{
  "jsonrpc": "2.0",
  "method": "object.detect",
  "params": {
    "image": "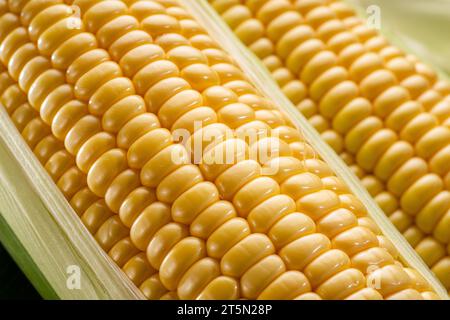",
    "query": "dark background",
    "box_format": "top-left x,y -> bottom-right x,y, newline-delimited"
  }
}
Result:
0,243 -> 40,299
